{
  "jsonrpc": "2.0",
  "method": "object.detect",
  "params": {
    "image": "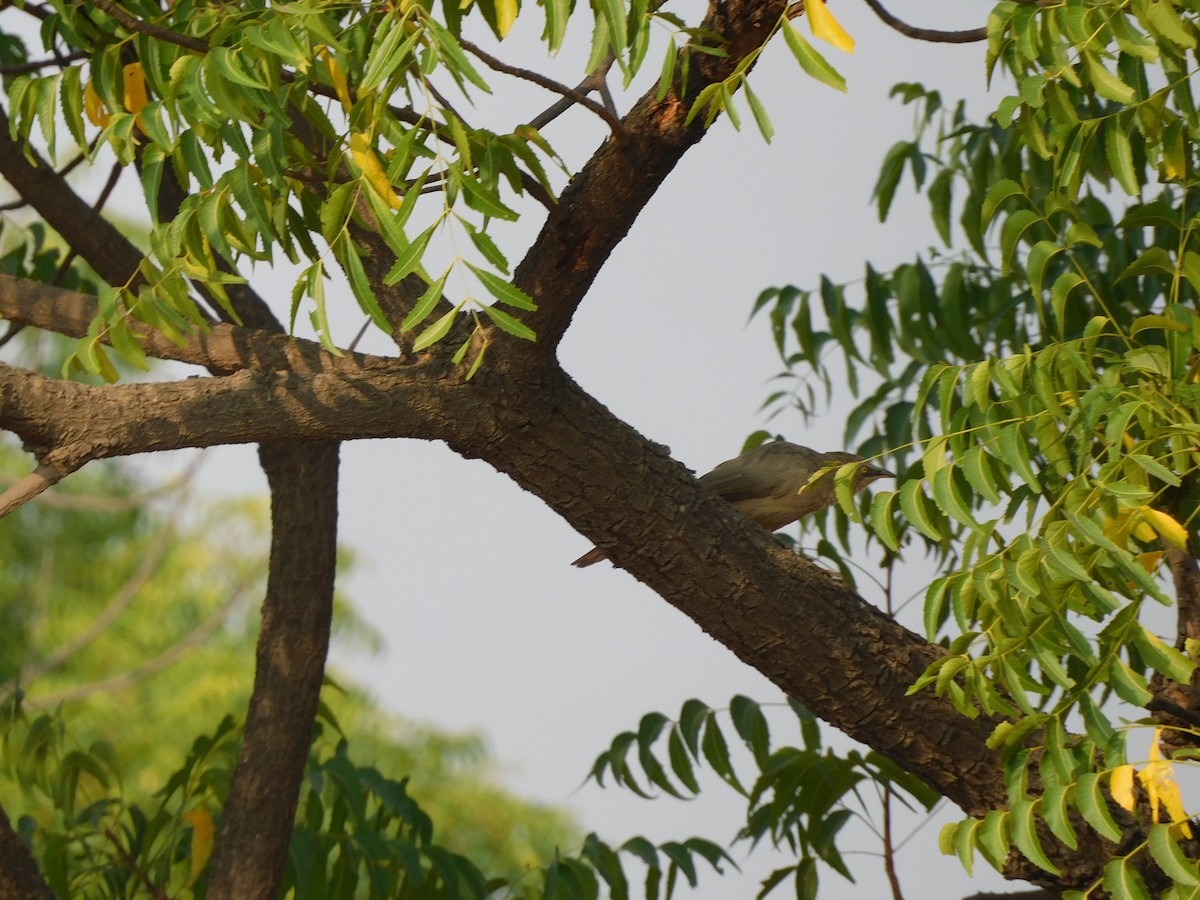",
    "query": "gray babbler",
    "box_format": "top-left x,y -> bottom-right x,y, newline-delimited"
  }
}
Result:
571,441 -> 894,567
